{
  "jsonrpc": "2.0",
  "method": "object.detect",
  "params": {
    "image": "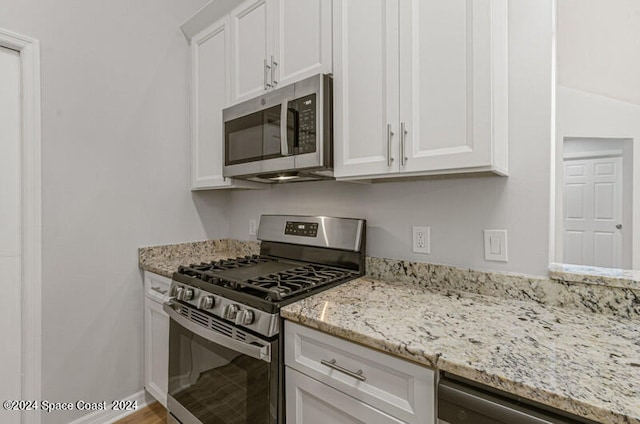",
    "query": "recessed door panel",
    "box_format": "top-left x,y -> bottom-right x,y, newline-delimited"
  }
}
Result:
565,183 -> 585,219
